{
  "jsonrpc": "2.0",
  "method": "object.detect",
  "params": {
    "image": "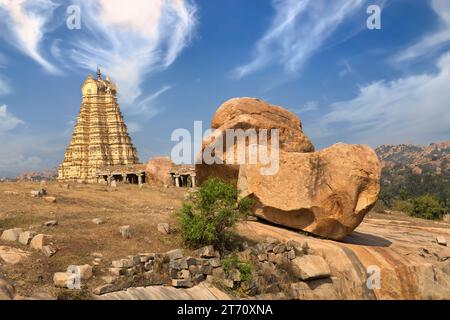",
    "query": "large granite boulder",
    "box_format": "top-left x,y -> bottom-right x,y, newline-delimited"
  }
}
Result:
238,144 -> 381,240
196,97 -> 315,185
196,97 -> 381,240
145,157 -> 174,187
210,97 -> 315,153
